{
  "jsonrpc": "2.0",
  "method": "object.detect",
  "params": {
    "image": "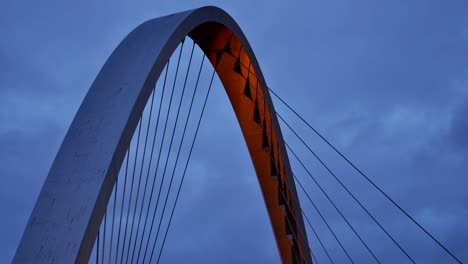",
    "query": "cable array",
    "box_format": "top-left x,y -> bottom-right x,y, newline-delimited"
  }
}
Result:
90,35 -> 463,264
91,39 -> 220,263
269,88 -> 462,264
223,48 -> 461,263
